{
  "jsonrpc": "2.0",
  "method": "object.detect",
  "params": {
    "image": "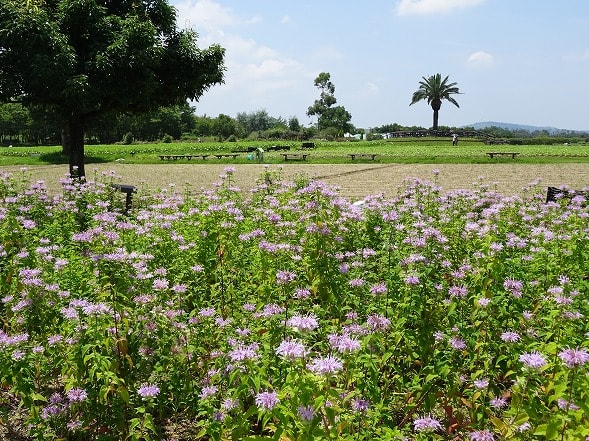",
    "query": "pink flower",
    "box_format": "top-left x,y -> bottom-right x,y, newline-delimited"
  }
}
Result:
473,378 -> 489,389
500,331 -> 520,343
286,314 -> 319,332
137,383 -> 160,398
255,391 -> 279,410
413,415 -> 442,432
66,388 -> 88,403
298,405 -> 314,421
307,355 -> 343,375
558,347 -> 589,368
449,337 -> 466,350
276,270 -> 296,285
404,274 -> 420,285
152,278 -> 169,290
276,339 -> 308,360
199,385 -> 218,400
366,314 -> 391,331
369,282 -> 387,295
519,351 -> 547,369
490,396 -> 508,409
470,429 -> 494,441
